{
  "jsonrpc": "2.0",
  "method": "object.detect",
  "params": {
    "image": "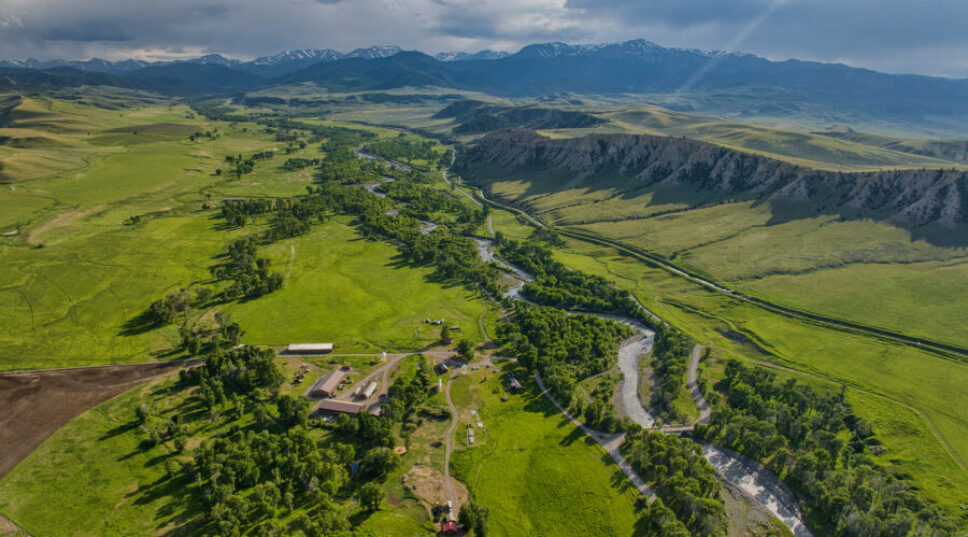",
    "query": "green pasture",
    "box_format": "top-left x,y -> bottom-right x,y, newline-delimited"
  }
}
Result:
227,218 -> 490,353
449,366 -> 642,537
